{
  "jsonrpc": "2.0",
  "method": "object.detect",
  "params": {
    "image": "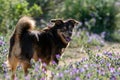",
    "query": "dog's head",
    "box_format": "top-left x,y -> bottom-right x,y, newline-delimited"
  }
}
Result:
51,19 -> 79,45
